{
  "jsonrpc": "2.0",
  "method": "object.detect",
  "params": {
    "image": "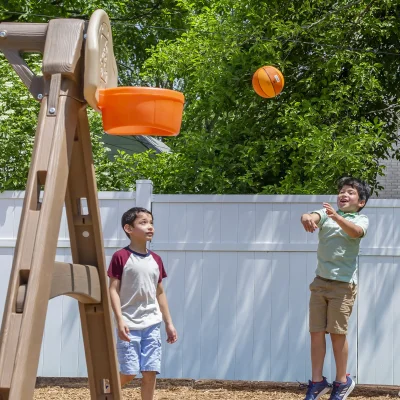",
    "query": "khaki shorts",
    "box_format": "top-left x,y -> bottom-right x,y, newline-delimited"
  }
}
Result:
309,276 -> 357,335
